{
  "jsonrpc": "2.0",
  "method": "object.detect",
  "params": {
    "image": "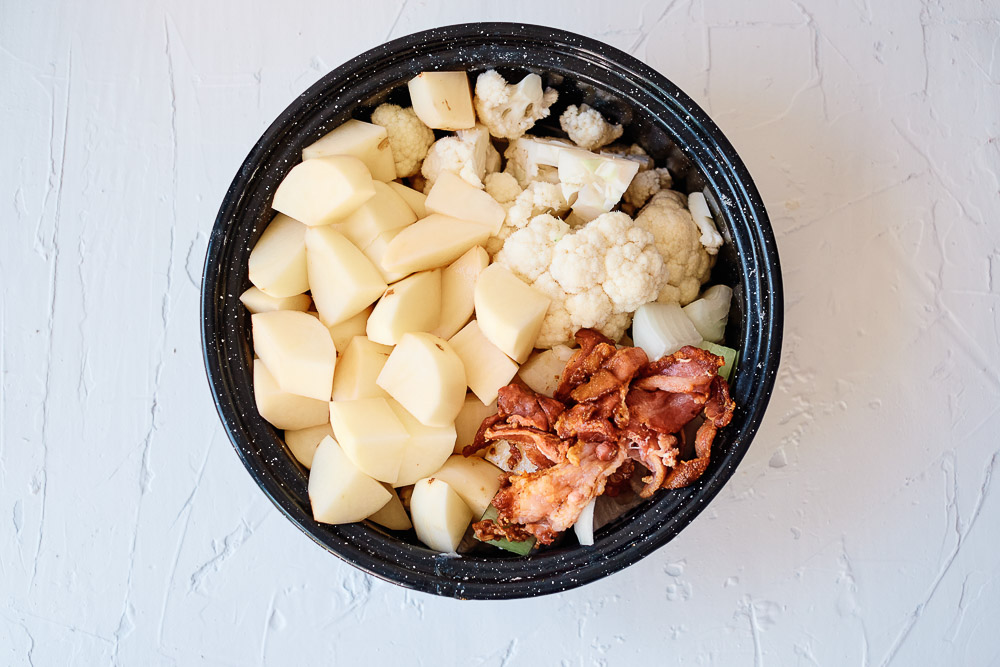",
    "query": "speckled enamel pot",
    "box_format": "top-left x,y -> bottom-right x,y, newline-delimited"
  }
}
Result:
202,23 -> 783,599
